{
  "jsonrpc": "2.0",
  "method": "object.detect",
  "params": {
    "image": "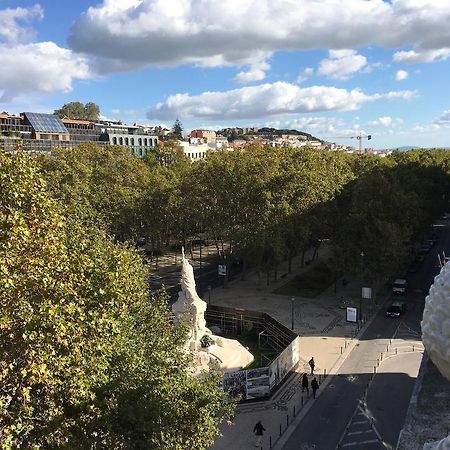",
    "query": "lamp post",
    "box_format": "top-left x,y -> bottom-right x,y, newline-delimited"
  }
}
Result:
360,251 -> 364,321
291,297 -> 295,330
208,285 -> 212,305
